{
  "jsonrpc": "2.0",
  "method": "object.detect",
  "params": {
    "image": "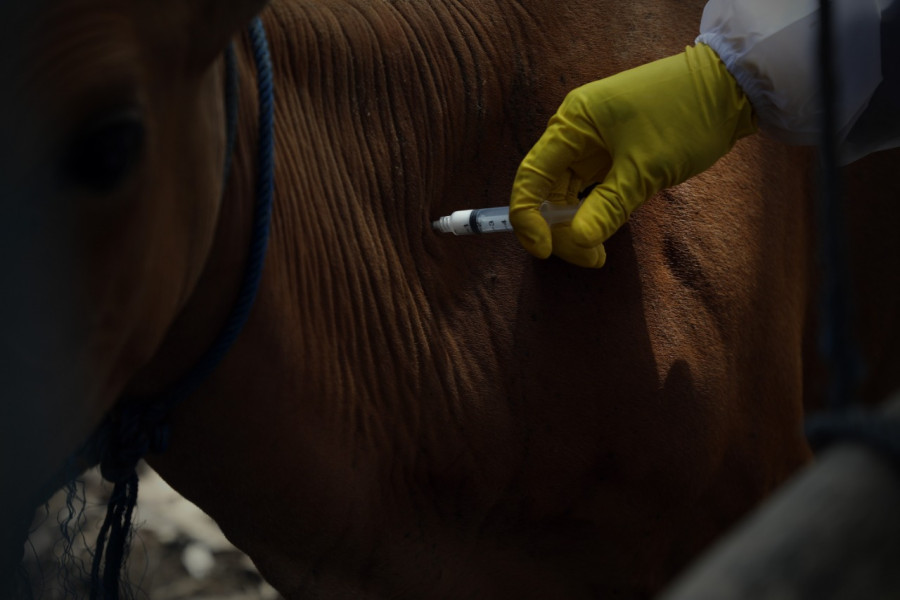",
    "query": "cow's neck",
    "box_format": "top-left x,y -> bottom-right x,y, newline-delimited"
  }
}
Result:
228,0 -> 521,405
126,0 -> 617,401
123,0 -> 703,403
262,0 -> 507,231
134,0 -> 511,384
